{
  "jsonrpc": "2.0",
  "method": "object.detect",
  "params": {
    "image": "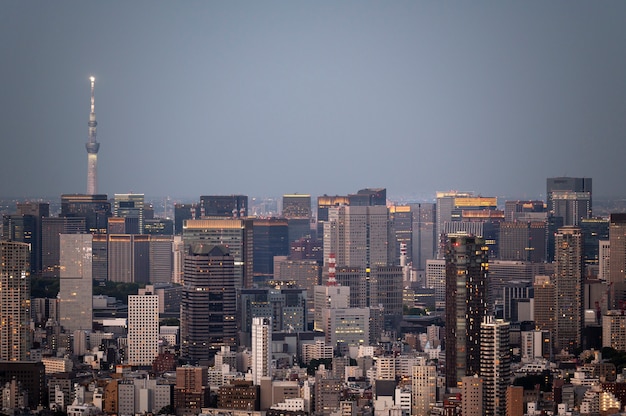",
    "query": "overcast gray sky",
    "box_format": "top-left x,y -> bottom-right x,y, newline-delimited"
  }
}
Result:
1,1 -> 625,200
